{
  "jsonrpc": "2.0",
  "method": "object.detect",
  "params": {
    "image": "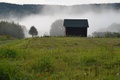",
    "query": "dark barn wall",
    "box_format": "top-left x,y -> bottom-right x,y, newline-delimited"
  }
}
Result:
64,19 -> 89,37
66,27 -> 87,37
